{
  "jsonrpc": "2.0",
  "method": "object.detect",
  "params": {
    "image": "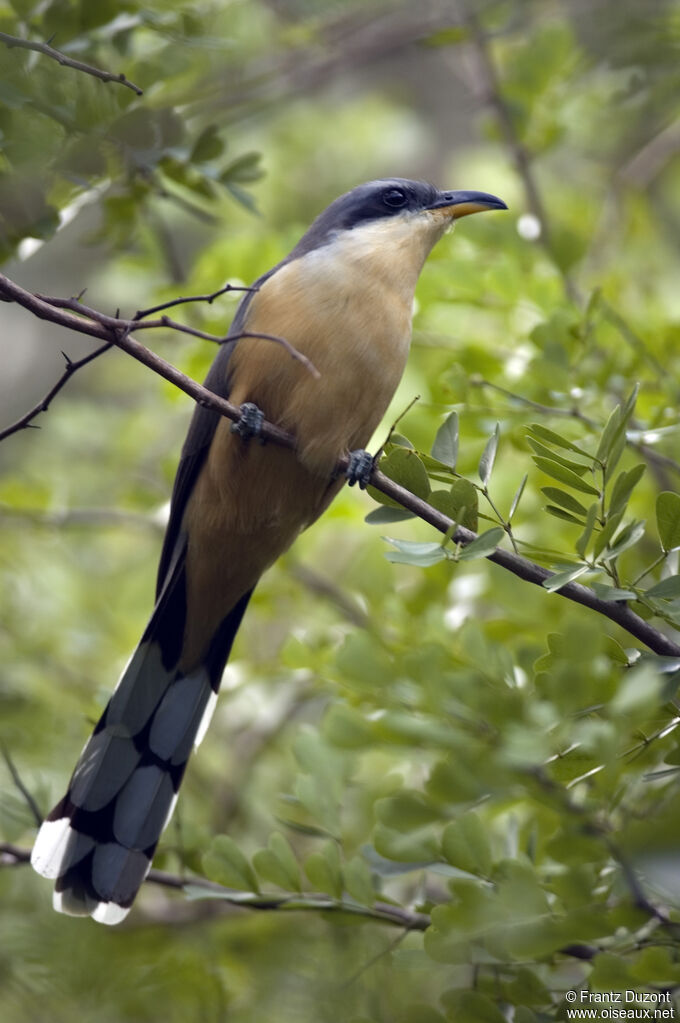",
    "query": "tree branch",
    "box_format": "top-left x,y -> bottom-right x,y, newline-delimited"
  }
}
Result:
0,32 -> 143,95
133,283 -> 258,320
0,343 -> 113,442
459,3 -> 580,305
1,270 -> 678,657
0,840 -> 597,959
